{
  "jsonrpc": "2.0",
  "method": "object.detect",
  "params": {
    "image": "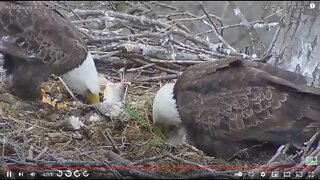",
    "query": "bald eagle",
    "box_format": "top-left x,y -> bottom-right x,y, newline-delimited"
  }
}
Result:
153,58 -> 320,159
0,1 -> 100,104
